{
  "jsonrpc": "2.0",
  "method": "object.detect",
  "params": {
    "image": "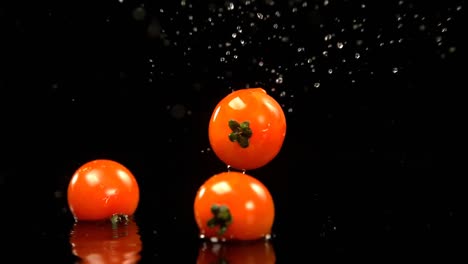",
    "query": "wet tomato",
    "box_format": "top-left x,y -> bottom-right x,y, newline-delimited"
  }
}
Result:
208,87 -> 287,170
194,171 -> 275,241
197,240 -> 276,264
70,218 -> 142,264
67,159 -> 140,221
